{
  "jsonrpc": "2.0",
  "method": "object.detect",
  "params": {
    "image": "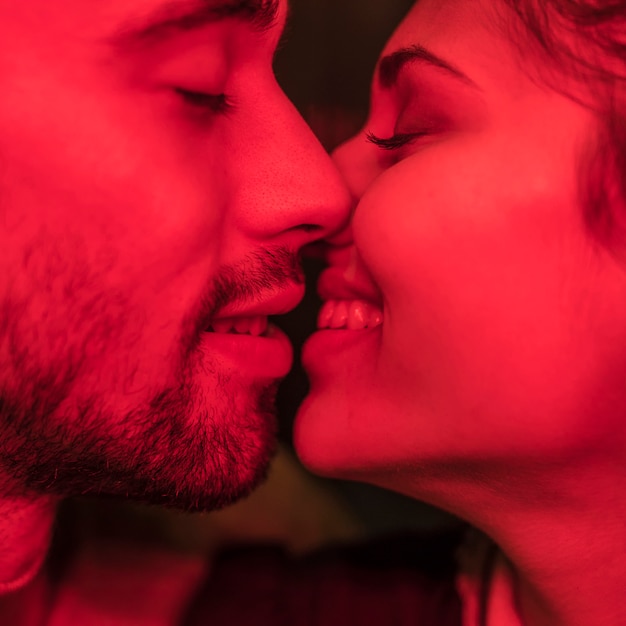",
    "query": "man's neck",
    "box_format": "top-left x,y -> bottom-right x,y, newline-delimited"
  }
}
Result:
0,484 -> 56,593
